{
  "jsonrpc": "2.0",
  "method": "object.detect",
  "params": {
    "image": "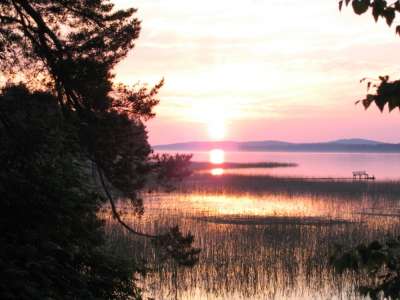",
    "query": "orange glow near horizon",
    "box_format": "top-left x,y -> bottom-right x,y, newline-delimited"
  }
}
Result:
209,149 -> 225,164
